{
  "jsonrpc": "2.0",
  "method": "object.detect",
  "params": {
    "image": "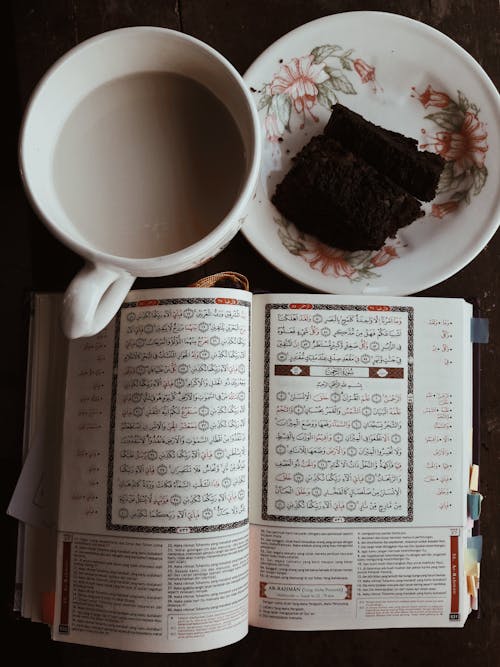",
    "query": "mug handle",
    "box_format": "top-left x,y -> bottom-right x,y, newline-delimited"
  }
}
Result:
61,262 -> 135,339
